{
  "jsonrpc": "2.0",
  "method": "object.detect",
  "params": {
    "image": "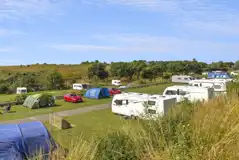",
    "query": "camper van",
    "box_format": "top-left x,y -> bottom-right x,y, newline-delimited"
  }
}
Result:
16,87 -> 27,94
188,79 -> 227,94
111,93 -> 177,120
163,85 -> 215,103
112,80 -> 121,86
172,75 -> 196,83
72,83 -> 89,90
